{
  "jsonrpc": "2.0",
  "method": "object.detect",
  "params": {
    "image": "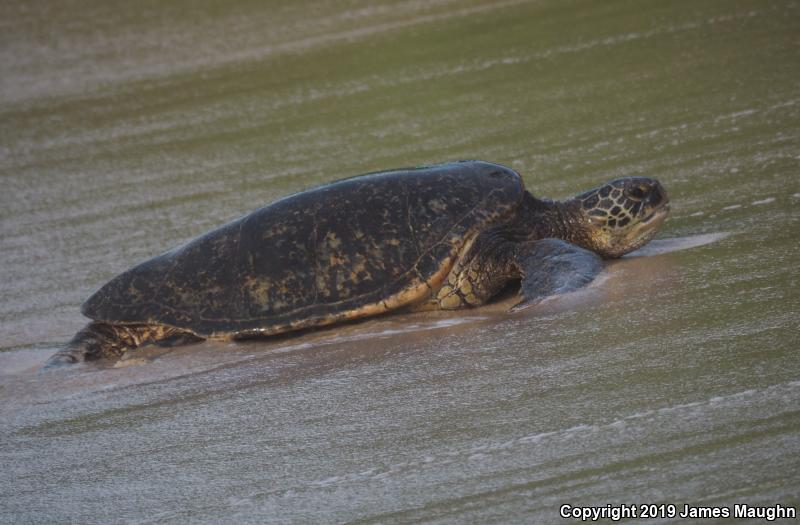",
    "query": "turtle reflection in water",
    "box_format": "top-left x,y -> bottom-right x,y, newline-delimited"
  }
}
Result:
47,161 -> 670,367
